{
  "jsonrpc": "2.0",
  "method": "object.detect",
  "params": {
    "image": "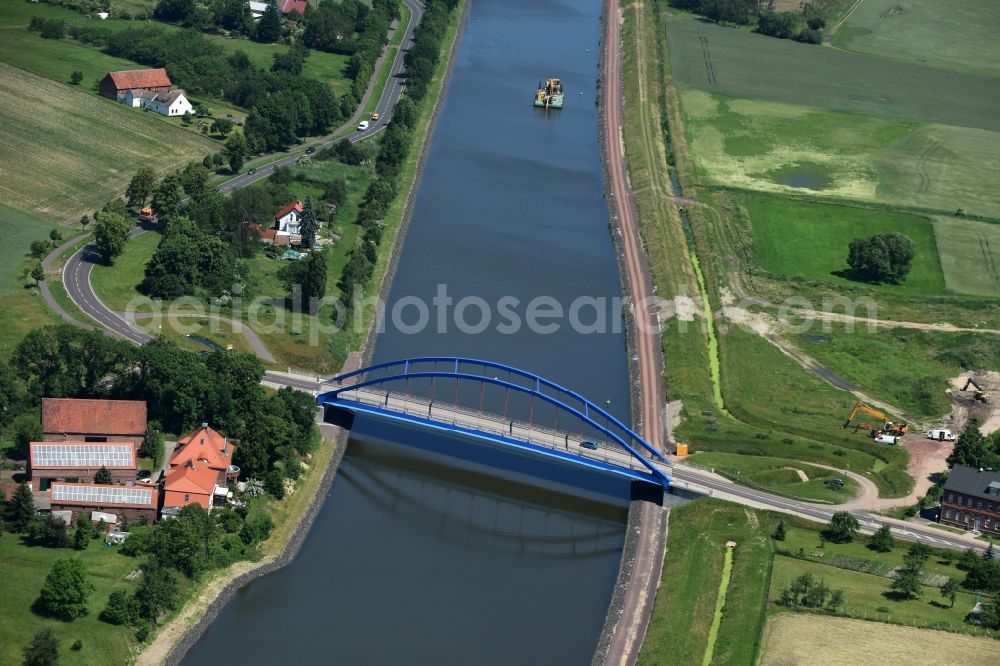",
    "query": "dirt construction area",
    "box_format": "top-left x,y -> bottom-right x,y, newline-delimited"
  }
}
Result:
760,614 -> 1000,665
